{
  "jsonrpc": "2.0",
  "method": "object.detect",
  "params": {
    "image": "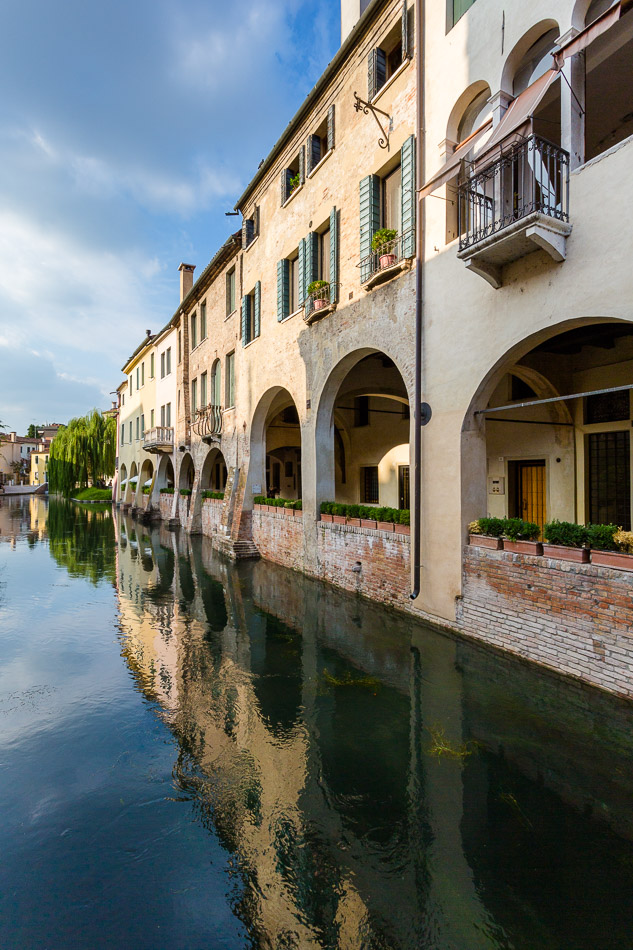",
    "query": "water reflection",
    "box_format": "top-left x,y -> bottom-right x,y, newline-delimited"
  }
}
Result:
111,506 -> 633,950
